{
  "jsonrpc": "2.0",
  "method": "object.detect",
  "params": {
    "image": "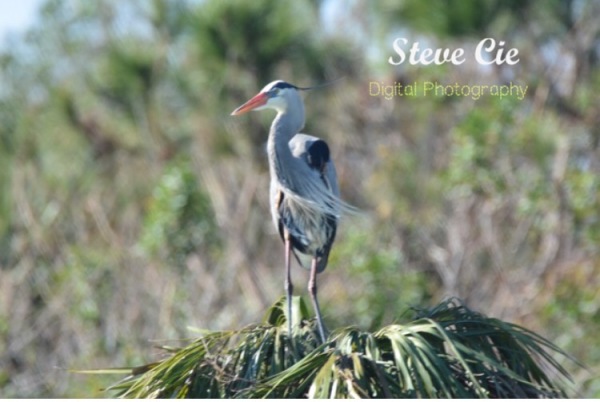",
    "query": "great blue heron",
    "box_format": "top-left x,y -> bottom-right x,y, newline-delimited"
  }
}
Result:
231,80 -> 351,342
